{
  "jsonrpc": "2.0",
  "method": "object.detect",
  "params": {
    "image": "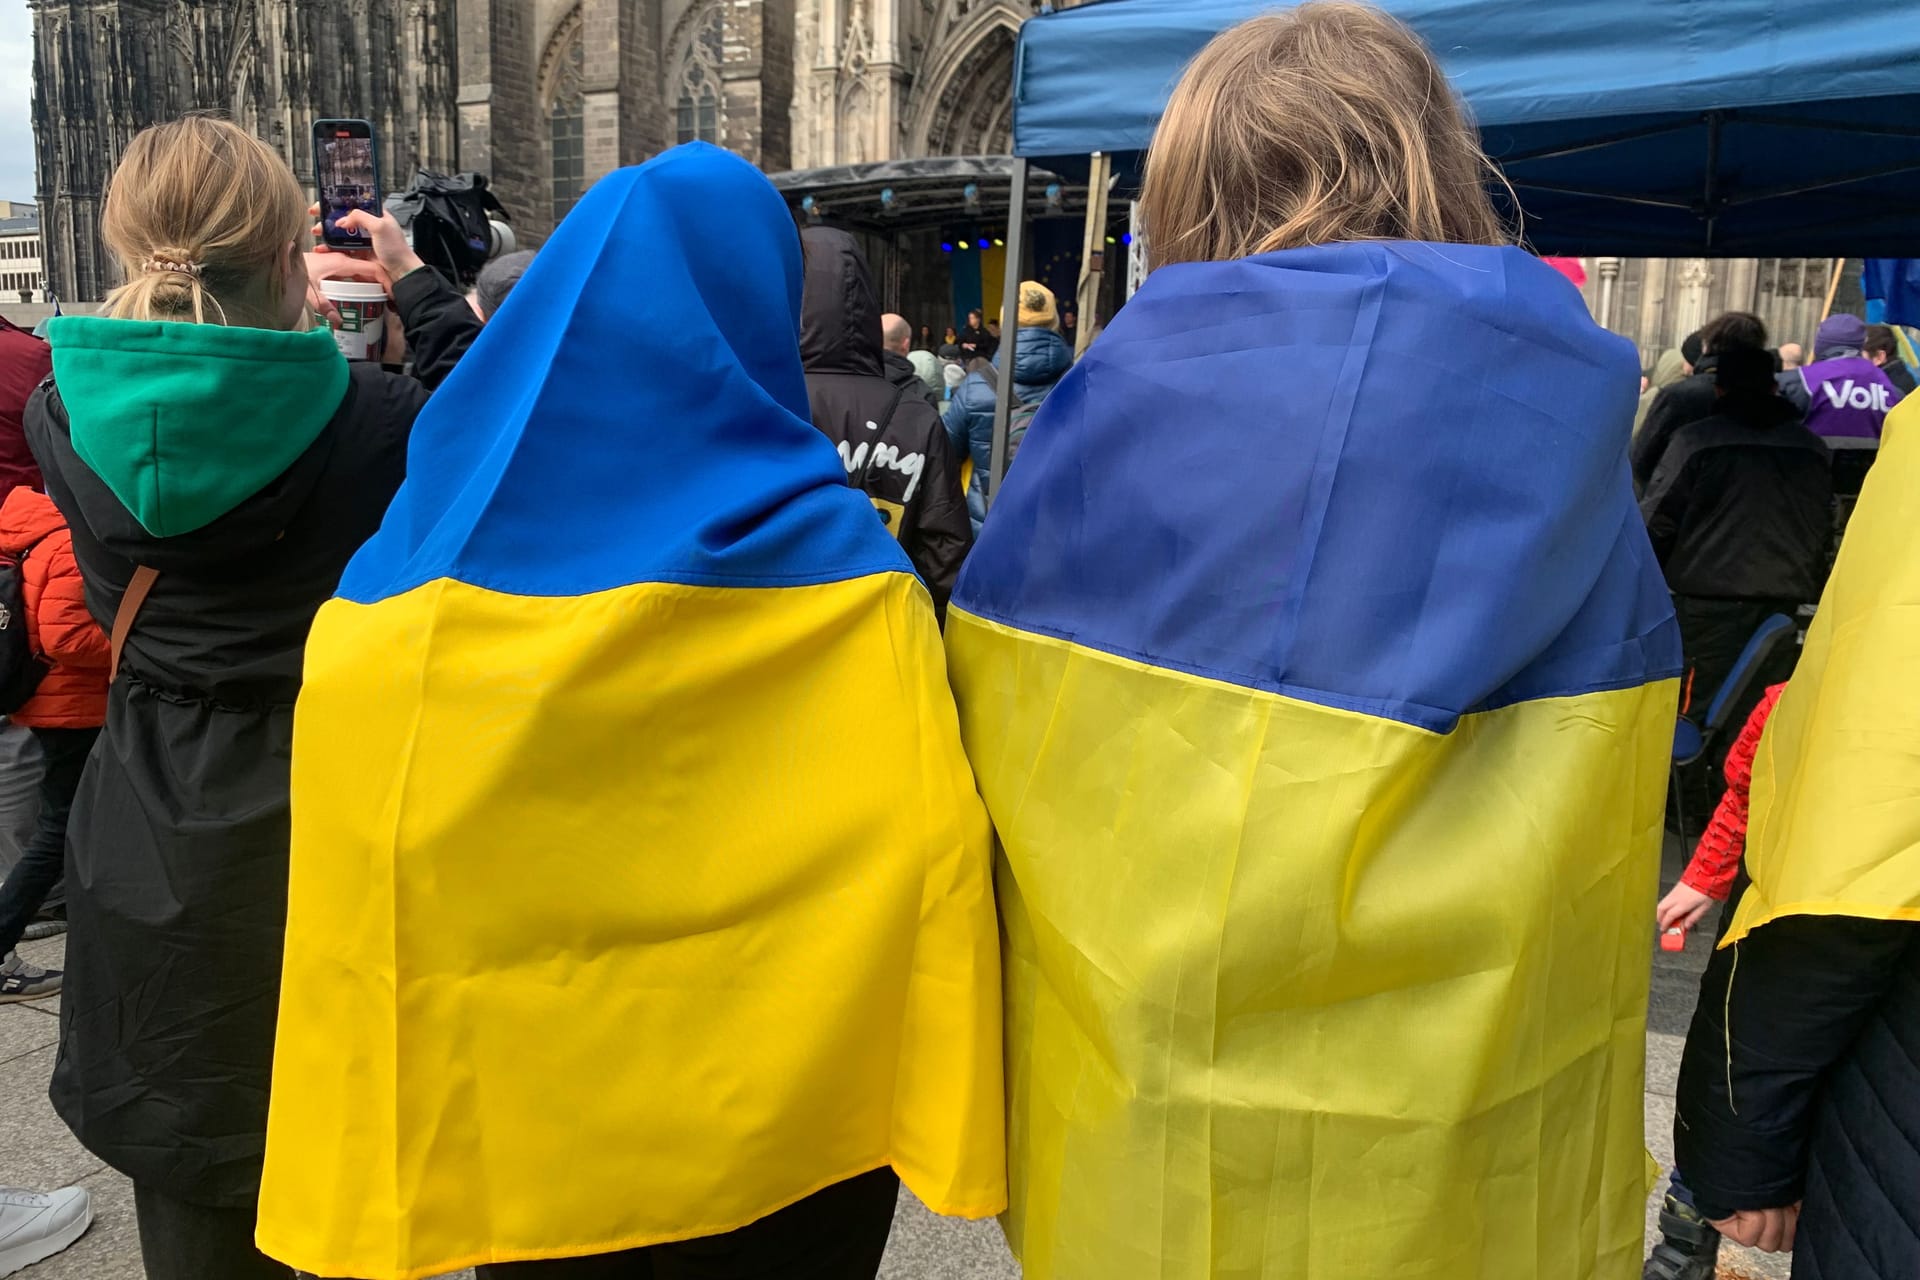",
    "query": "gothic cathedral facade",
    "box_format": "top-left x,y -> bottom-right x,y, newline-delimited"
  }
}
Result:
28,0 -> 1058,304
29,0 -> 1846,359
